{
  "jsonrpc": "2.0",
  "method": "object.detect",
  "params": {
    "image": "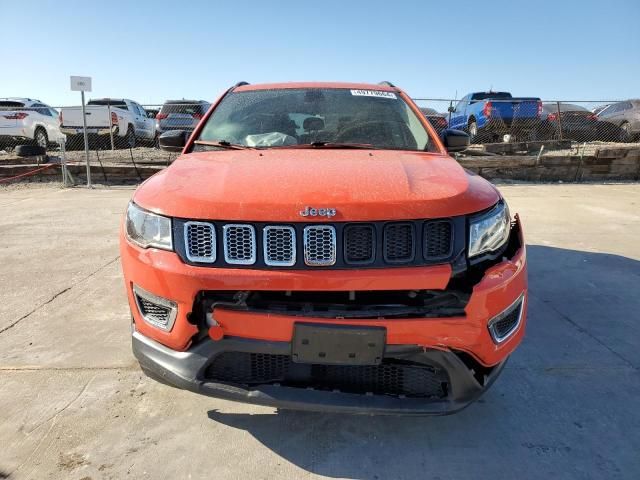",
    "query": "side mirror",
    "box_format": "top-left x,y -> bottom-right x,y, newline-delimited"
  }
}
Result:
159,130 -> 187,152
441,129 -> 470,153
